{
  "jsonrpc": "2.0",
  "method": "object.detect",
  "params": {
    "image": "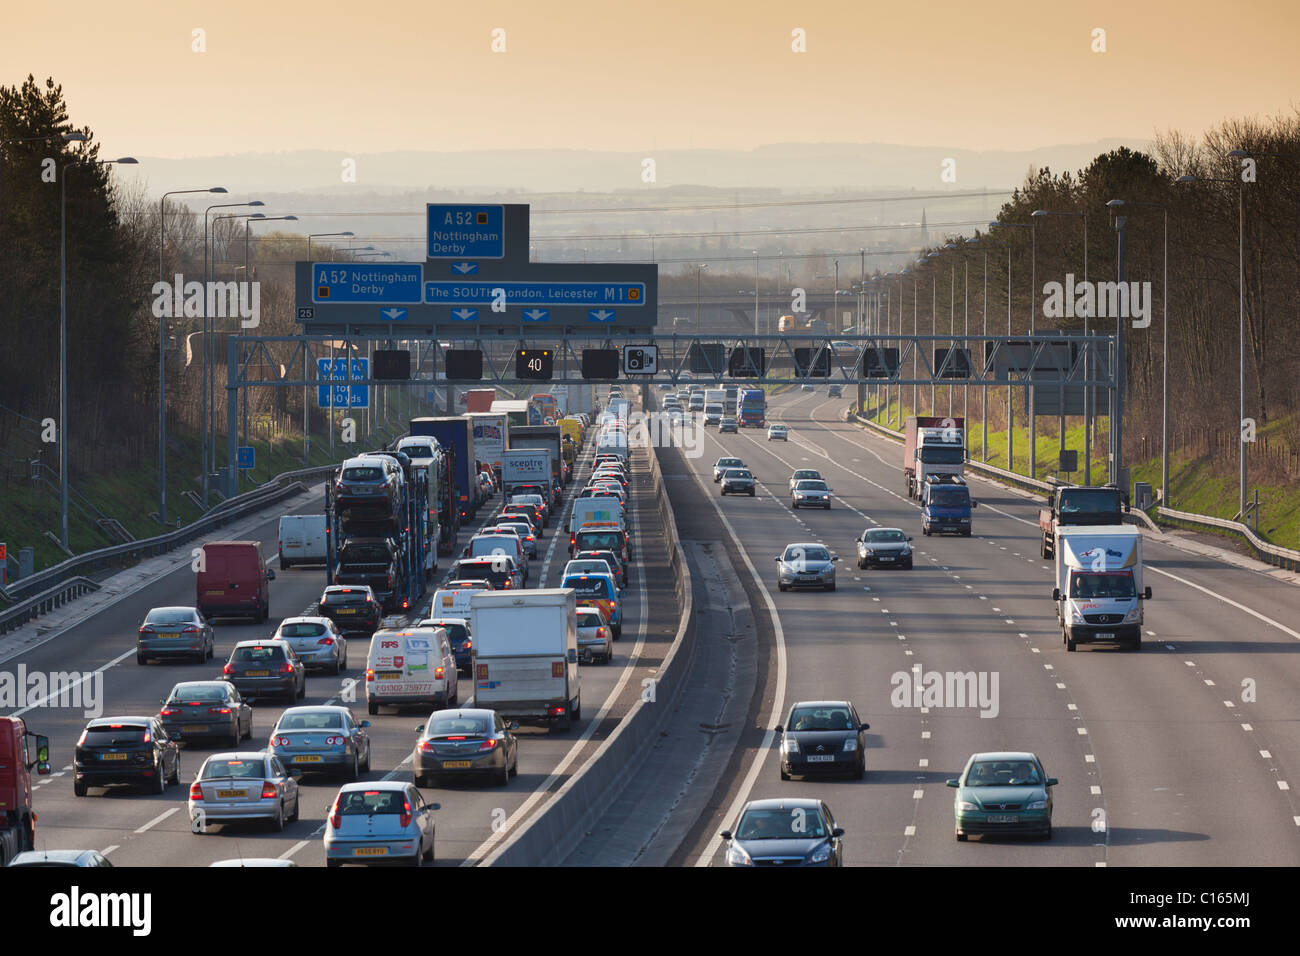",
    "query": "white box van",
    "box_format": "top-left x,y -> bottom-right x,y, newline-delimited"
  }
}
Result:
427,588 -> 476,620
278,515 -> 327,568
471,589 -> 580,730
365,626 -> 459,714
1052,526 -> 1151,652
